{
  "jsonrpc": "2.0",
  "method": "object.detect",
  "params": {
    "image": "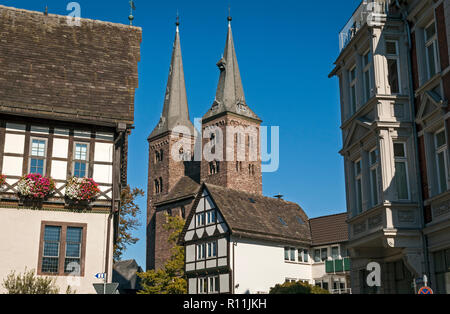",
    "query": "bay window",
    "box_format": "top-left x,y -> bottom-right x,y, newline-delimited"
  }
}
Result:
370,148 -> 380,207
386,41 -> 400,94
394,142 -> 410,200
